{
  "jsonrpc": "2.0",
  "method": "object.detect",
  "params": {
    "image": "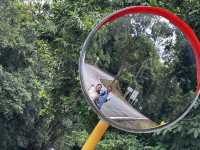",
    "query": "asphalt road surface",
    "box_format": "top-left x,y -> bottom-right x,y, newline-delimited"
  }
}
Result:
82,63 -> 157,130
